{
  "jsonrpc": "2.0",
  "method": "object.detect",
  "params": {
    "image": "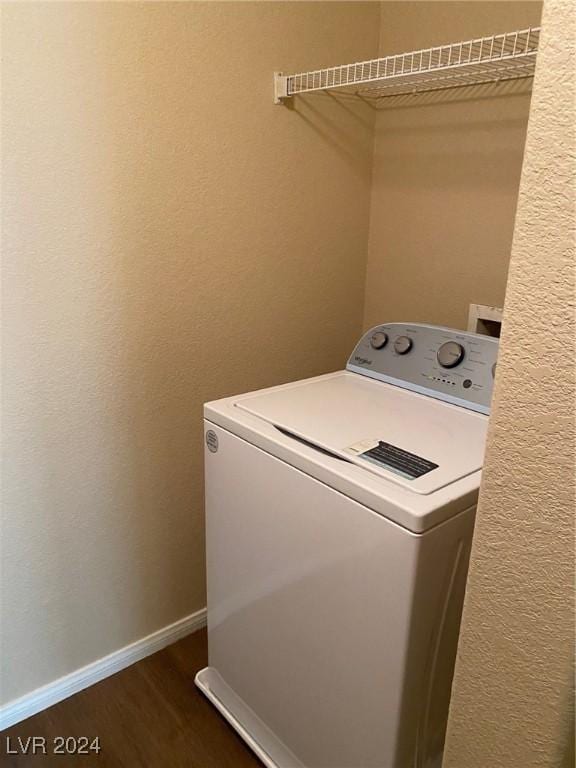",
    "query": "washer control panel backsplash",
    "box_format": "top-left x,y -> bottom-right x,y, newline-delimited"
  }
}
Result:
347,323 -> 499,414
